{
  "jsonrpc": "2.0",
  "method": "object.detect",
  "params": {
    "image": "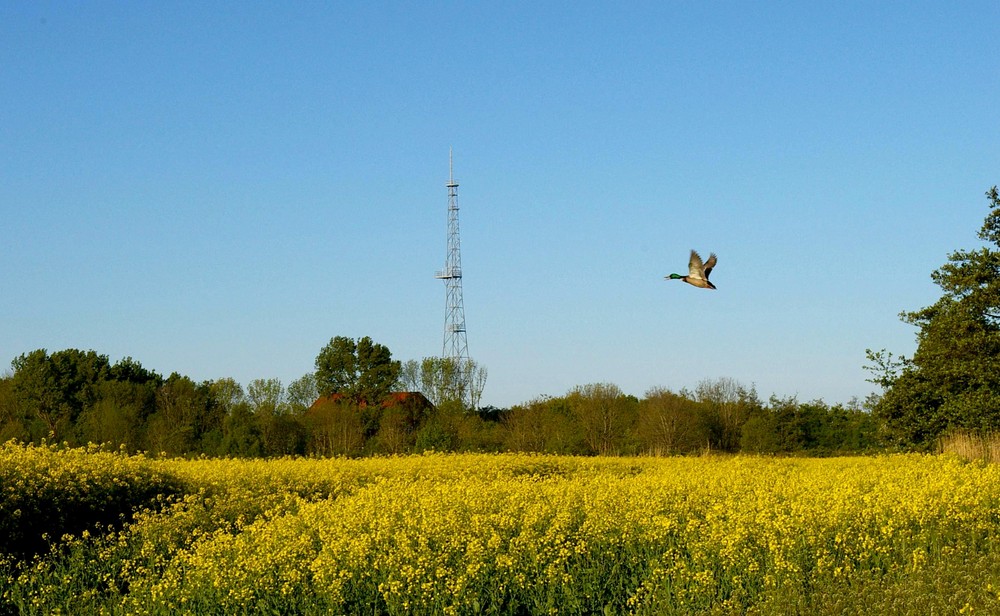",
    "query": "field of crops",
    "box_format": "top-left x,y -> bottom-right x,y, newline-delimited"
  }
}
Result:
3,442 -> 1000,615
